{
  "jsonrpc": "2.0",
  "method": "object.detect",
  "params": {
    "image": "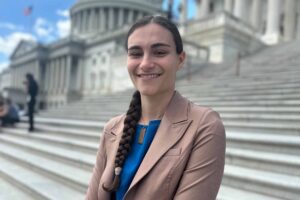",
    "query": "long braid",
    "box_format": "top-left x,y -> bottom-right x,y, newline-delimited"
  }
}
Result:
102,90 -> 141,192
